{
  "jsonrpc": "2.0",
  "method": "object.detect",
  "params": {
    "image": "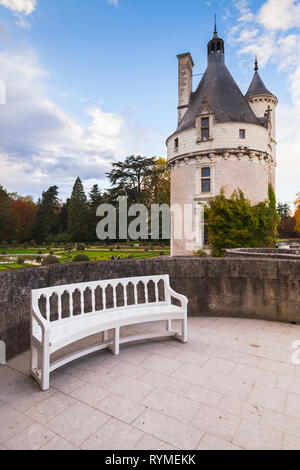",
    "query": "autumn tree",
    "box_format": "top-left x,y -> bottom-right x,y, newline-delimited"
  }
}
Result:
151,158 -> 170,206
294,193 -> 300,233
11,196 -> 37,242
